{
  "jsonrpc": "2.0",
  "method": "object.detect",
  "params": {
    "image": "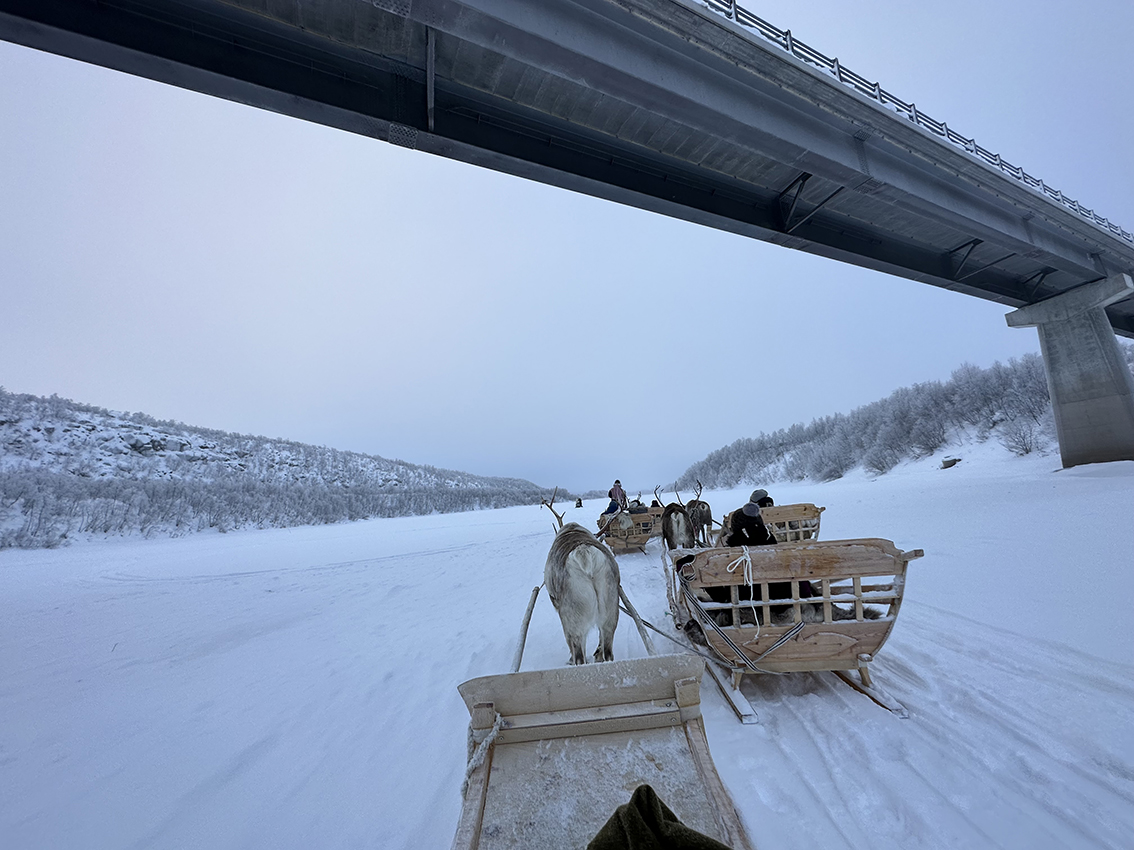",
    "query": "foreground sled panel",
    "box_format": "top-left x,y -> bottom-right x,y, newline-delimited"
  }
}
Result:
452,654 -> 754,850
